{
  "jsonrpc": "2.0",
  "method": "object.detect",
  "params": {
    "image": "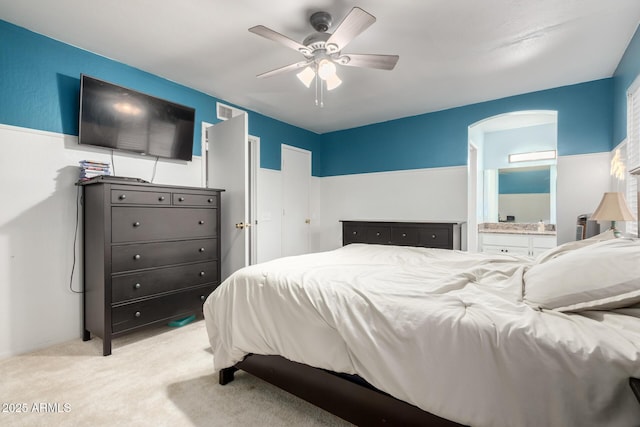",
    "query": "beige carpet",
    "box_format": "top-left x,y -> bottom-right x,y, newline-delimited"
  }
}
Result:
0,319 -> 353,426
